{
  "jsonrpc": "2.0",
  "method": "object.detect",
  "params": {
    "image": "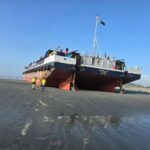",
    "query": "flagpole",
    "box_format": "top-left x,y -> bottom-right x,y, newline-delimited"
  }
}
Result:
91,14 -> 105,56
92,15 -> 99,56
